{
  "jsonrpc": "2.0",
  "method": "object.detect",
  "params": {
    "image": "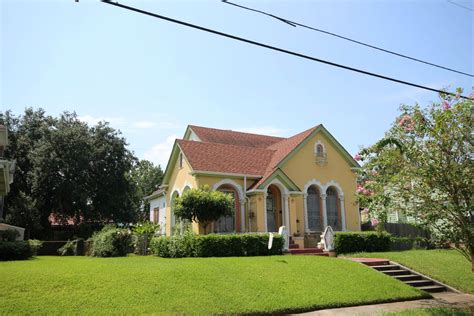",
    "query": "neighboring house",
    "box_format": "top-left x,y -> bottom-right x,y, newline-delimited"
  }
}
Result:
146,124 -> 360,248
